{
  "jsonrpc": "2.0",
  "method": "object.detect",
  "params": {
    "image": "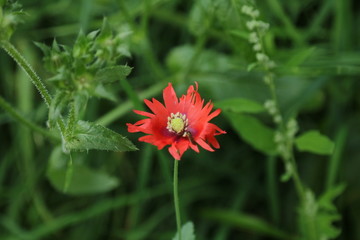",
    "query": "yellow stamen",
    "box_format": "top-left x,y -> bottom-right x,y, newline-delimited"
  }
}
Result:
170,118 -> 185,134
167,112 -> 188,135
